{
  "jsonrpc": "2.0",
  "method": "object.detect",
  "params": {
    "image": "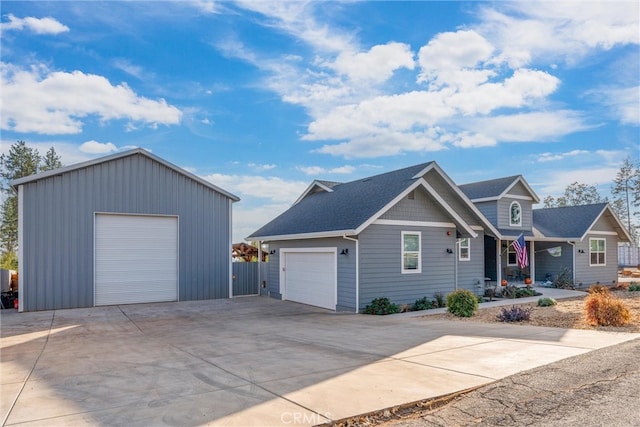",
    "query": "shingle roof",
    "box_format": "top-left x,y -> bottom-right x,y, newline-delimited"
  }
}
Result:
532,203 -> 608,239
248,162 -> 434,239
459,176 -> 522,200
